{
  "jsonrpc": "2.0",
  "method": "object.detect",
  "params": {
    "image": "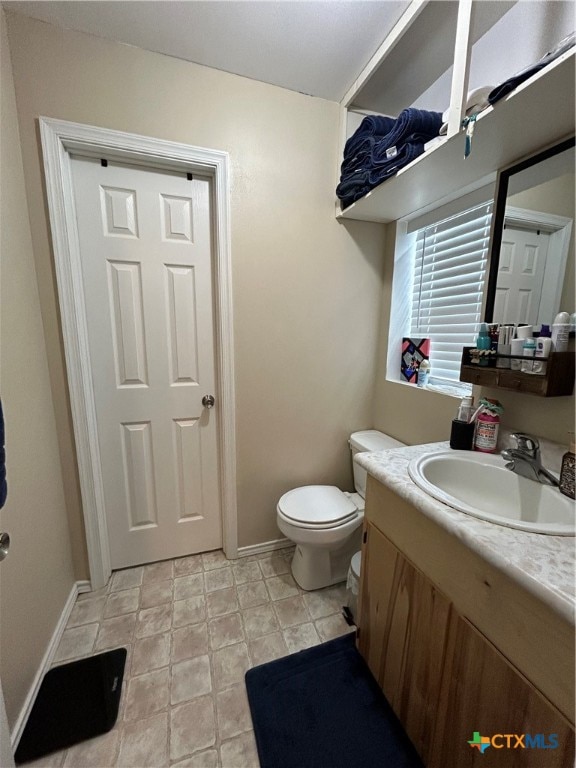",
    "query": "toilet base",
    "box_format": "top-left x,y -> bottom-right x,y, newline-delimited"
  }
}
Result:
290,527 -> 362,591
